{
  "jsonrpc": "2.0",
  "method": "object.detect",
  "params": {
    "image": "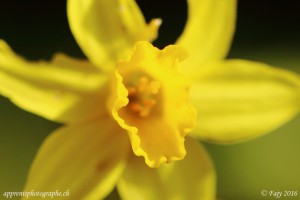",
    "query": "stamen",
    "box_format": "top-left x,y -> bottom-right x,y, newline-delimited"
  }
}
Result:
126,75 -> 160,117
